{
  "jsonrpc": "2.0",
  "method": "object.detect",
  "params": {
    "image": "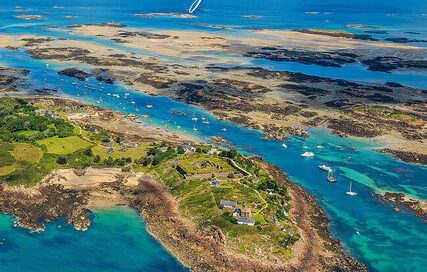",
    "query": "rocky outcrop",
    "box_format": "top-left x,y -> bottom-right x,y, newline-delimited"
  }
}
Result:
58,67 -> 91,81
380,149 -> 427,165
375,192 -> 427,221
0,184 -> 90,232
